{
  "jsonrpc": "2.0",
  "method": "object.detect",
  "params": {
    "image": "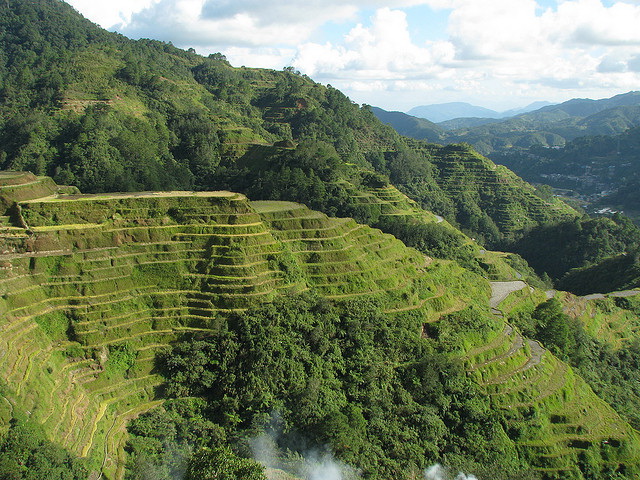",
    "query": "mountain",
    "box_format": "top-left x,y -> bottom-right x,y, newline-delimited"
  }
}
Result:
436,116 -> 502,131
449,92 -> 640,154
370,106 -> 445,142
406,101 -> 553,125
2,2 -> 640,480
504,214 -> 640,283
436,102 -> 554,131
384,93 -> 640,155
3,173 -> 640,480
535,92 -> 640,117
408,102 -> 501,122
501,101 -> 553,117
